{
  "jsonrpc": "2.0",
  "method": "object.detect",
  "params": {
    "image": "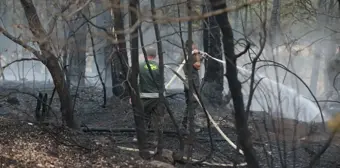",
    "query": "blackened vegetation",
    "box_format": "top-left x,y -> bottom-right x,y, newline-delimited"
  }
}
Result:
185,0 -> 196,165
112,0 -> 130,98
6,97 -> 20,105
35,92 -> 49,123
202,1 -> 224,106
17,0 -> 76,128
129,0 -> 149,159
210,0 -> 260,167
